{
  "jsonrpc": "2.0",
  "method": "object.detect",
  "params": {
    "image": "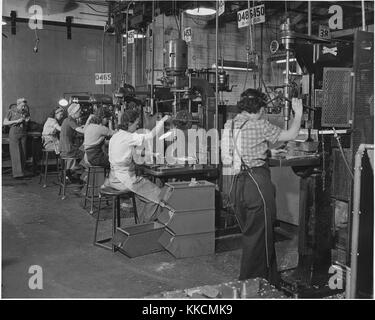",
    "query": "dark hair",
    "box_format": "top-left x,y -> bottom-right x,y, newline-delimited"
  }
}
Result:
237,89 -> 267,114
48,106 -> 65,119
87,115 -> 102,125
118,109 -> 140,130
